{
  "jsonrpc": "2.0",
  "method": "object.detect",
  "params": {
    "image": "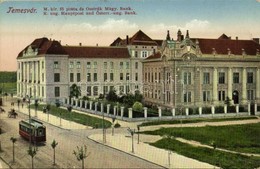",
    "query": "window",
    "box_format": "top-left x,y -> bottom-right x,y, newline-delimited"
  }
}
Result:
54,73 -> 60,82
247,72 -> 253,83
233,72 -> 240,83
76,61 -> 81,68
69,62 -> 73,69
203,72 -> 210,84
93,62 -> 97,69
54,61 -> 59,69
104,62 -> 107,69
218,72 -> 225,84
142,51 -> 148,58
126,62 -> 130,69
158,73 -> 161,83
166,91 -> 171,102
87,86 -> 91,96
42,87 -> 44,97
126,73 -> 130,80
93,73 -> 97,82
135,62 -> 138,69
184,72 -> 191,85
120,62 -> 123,69
87,62 -> 91,69
135,51 -> 138,58
120,73 -> 123,81
93,86 -> 98,96
218,91 -> 225,101
110,62 -> 114,69
145,73 -> 147,82
110,73 -> 114,81
42,73 -> 44,82
104,73 -> 107,82
184,91 -> 191,103
87,73 -> 91,82
135,73 -> 138,81
70,73 -> 74,82
54,87 -> 60,97
247,90 -> 254,100
203,91 -> 210,102
103,86 -> 108,94
77,73 -> 81,82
